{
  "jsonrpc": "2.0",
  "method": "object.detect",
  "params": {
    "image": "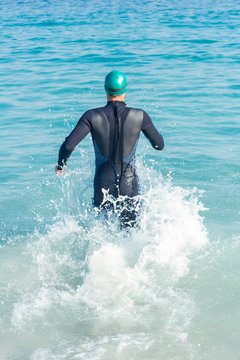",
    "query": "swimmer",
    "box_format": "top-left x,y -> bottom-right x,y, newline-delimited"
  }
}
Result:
56,70 -> 164,227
